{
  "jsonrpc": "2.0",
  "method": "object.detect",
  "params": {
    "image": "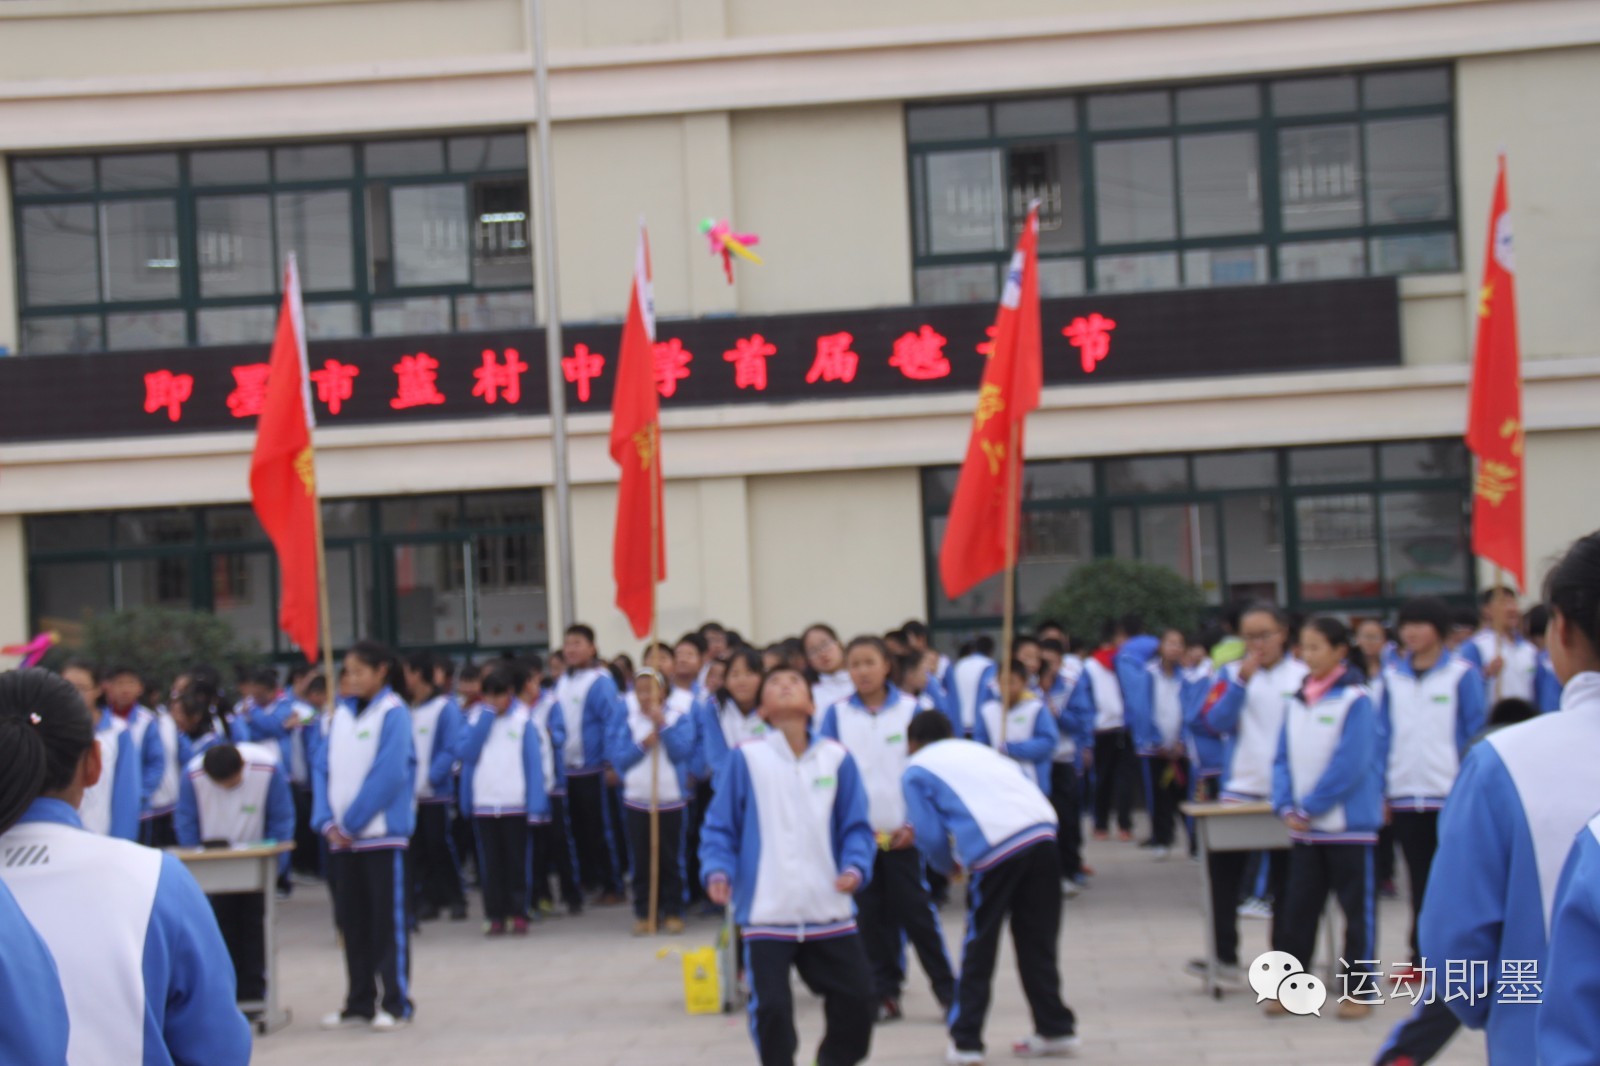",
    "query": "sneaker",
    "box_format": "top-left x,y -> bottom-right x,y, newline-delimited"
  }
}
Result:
448,903 -> 469,921
484,920 -> 506,937
320,1011 -> 370,1030
1117,830 -> 1134,843
945,1042 -> 985,1065
370,1011 -> 408,1032
1338,1000 -> 1374,1021
1078,864 -> 1095,878
1151,846 -> 1171,861
1060,878 -> 1080,899
1091,830 -> 1110,842
632,919 -> 652,937
1013,1032 -> 1080,1058
598,891 -> 628,907
538,899 -> 556,917
1262,999 -> 1291,1017
1183,957 -> 1209,979
1137,838 -> 1159,849
510,916 -> 529,936
663,916 -> 686,935
1237,896 -> 1274,920
877,996 -> 903,1023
